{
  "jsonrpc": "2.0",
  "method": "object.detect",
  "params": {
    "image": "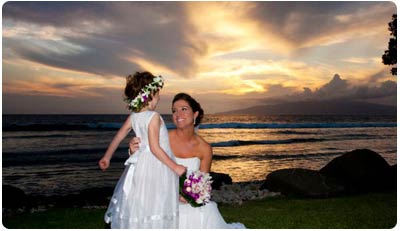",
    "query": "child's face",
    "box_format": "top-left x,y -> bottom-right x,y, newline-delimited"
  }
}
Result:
149,91 -> 160,110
